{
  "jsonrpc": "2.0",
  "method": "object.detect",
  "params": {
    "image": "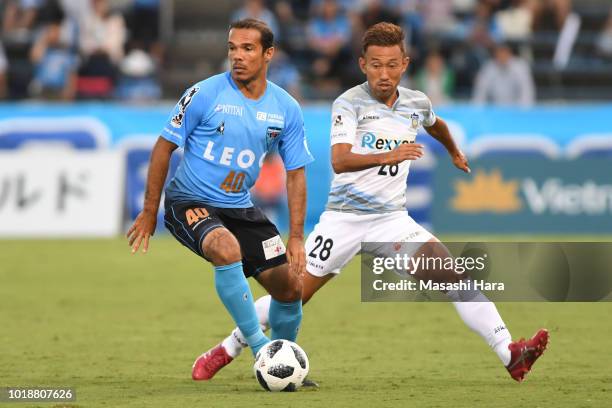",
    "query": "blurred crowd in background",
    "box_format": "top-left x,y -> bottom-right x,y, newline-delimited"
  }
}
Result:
1,0 -> 612,105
